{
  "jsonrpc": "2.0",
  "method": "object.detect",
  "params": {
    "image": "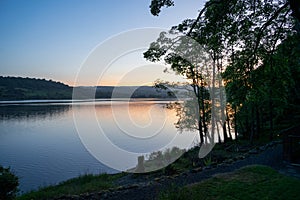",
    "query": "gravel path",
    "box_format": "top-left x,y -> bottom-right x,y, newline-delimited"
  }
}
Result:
56,142 -> 300,200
